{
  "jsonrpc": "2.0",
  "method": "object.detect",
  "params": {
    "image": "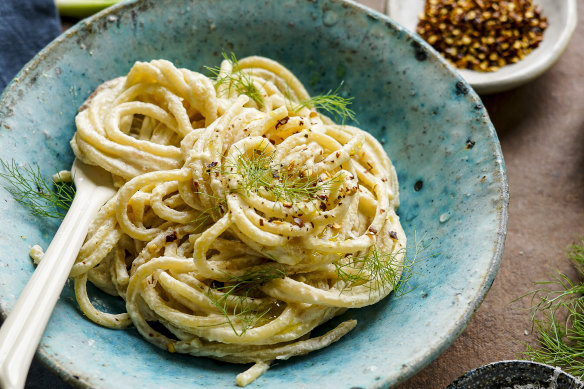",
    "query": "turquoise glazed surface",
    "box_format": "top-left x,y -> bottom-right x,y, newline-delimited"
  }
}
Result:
0,0 -> 508,388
